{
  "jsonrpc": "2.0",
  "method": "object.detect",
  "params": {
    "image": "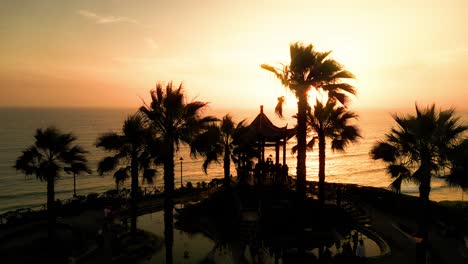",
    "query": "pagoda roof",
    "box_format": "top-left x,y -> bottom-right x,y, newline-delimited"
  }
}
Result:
248,106 -> 296,142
